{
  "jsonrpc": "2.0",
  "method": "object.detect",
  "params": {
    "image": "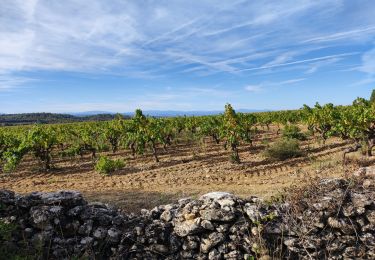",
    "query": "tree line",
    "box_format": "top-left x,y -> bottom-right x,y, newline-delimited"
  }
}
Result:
0,113 -> 127,126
